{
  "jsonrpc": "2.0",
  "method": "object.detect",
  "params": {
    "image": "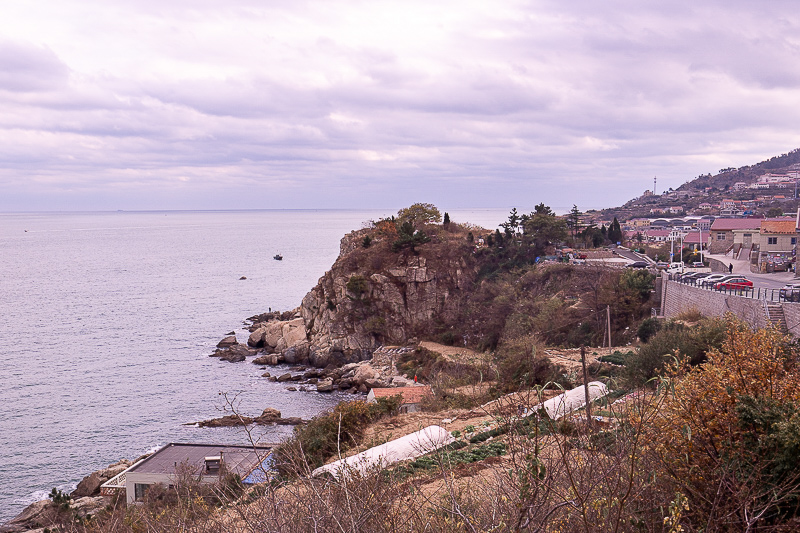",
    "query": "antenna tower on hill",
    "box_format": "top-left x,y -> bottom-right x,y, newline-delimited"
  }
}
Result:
654,176 -> 657,195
